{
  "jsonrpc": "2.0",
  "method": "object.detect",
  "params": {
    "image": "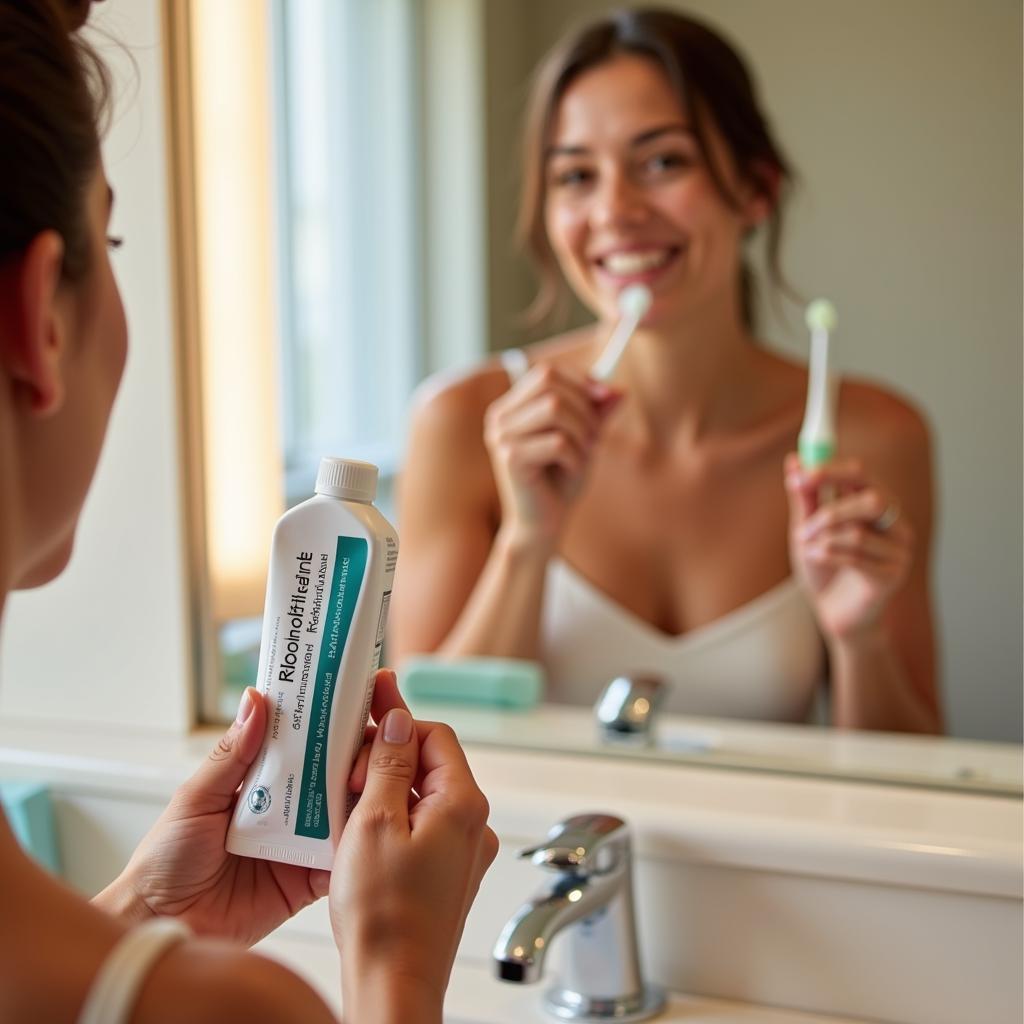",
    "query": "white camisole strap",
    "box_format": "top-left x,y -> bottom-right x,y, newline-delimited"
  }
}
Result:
77,918 -> 191,1024
499,347 -> 530,385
